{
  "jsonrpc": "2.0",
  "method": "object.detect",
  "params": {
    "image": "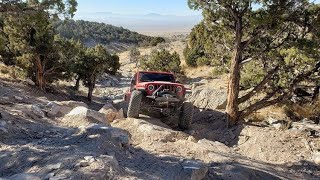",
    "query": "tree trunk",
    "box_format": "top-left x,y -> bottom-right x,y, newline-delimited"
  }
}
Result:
87,77 -> 96,102
226,19 -> 243,126
88,82 -> 94,102
75,76 -> 81,91
35,55 -> 45,90
312,86 -> 319,102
